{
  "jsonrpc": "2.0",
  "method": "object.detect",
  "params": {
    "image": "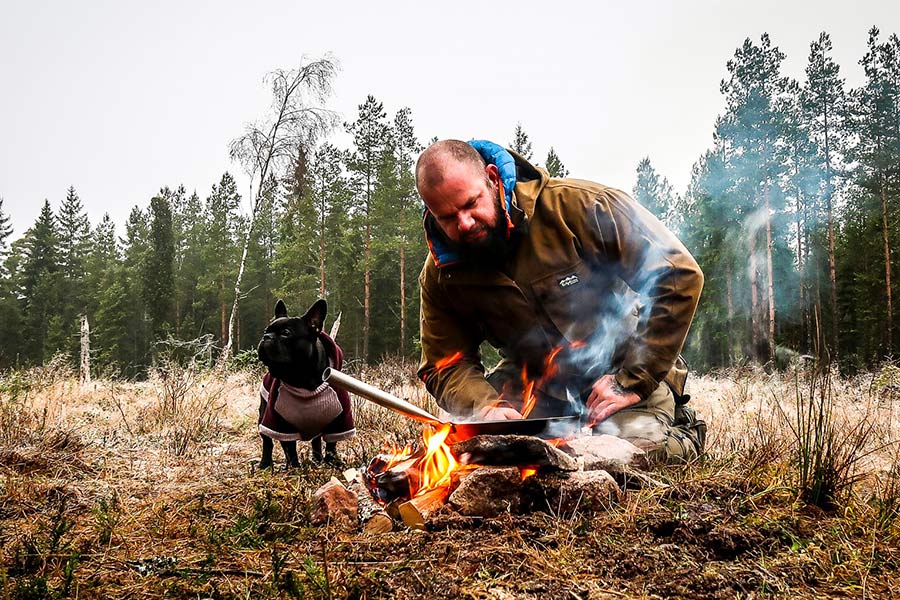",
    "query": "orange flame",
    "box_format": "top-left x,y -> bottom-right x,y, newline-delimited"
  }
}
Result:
520,467 -> 537,480
520,366 -> 537,418
382,443 -> 414,470
416,424 -> 459,494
